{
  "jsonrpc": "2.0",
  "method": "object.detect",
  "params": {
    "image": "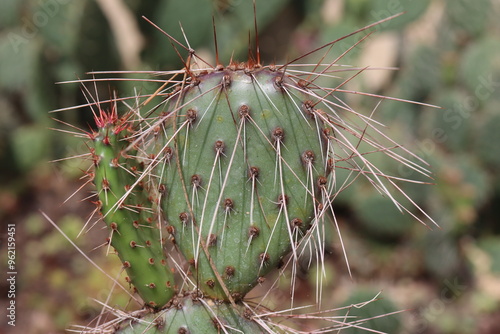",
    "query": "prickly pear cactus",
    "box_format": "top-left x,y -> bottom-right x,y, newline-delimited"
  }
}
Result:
145,66 -> 328,300
58,7 -> 438,333
91,108 -> 176,308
